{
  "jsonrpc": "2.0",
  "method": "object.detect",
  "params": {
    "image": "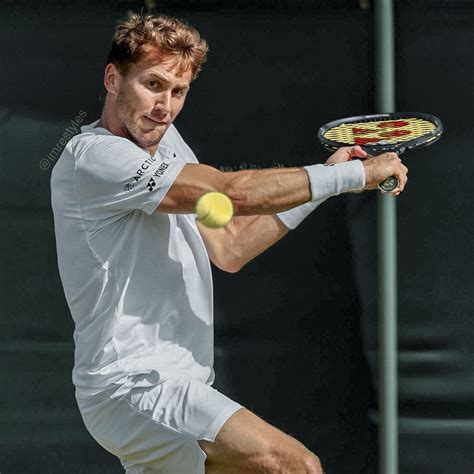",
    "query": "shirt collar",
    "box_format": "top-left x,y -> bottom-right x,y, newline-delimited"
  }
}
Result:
80,119 -> 176,160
